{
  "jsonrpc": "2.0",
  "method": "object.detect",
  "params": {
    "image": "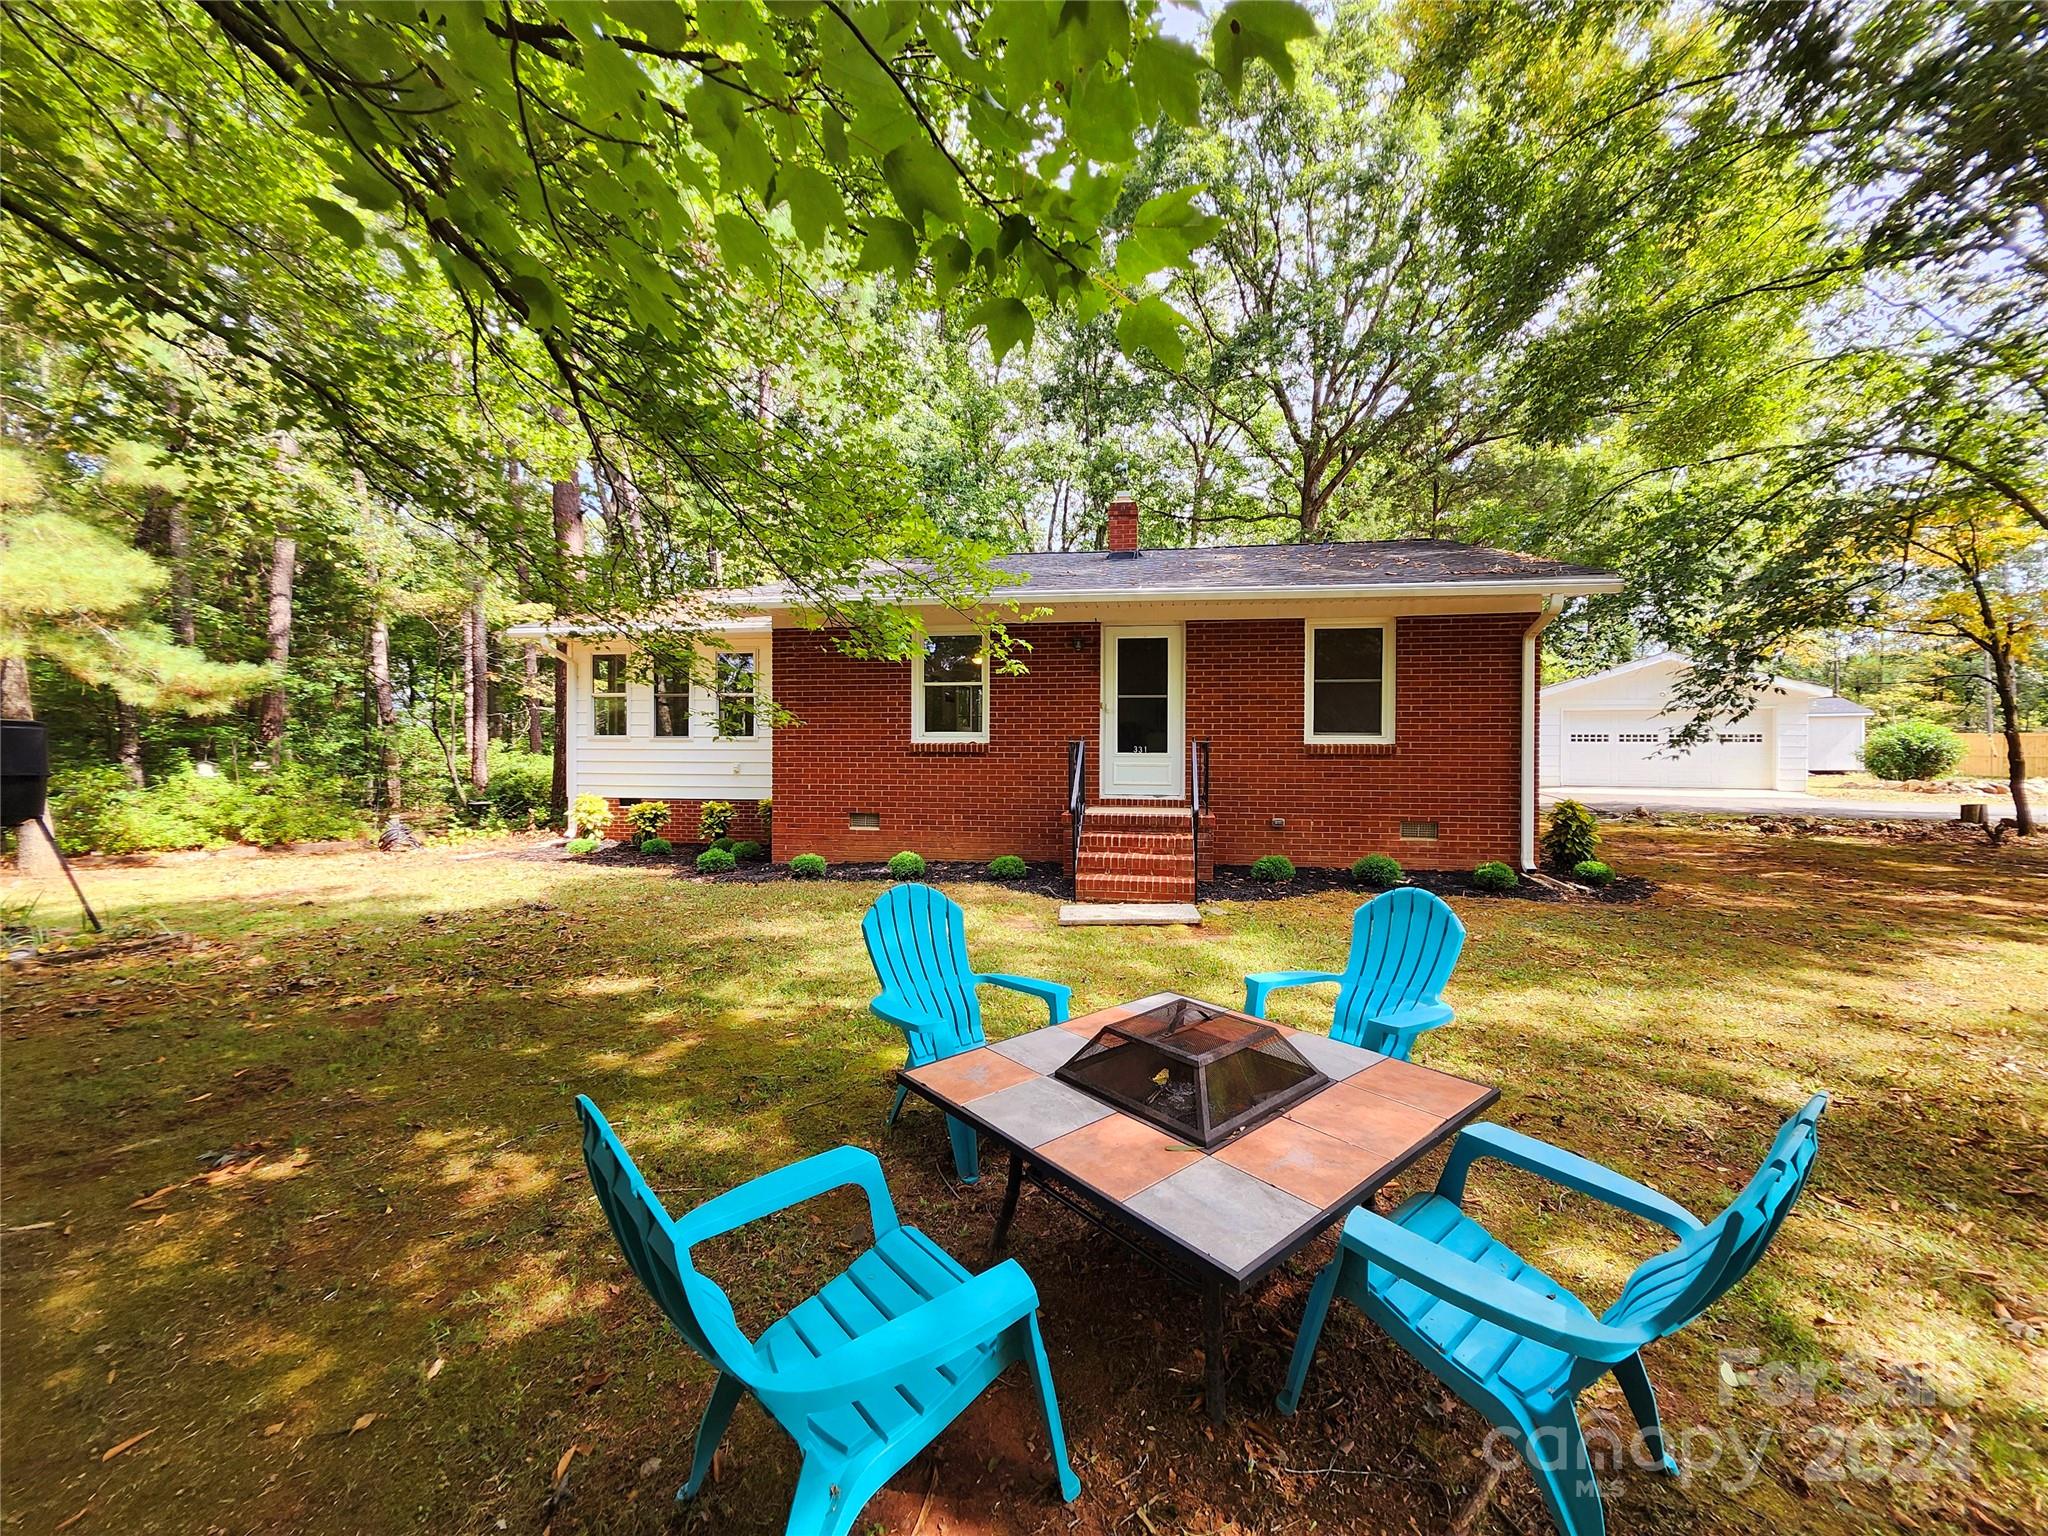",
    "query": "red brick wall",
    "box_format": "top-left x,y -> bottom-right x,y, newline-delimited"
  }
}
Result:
768,614 -> 1531,870
597,798 -> 769,847
771,624 -> 1100,862
1187,615 -> 1527,869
